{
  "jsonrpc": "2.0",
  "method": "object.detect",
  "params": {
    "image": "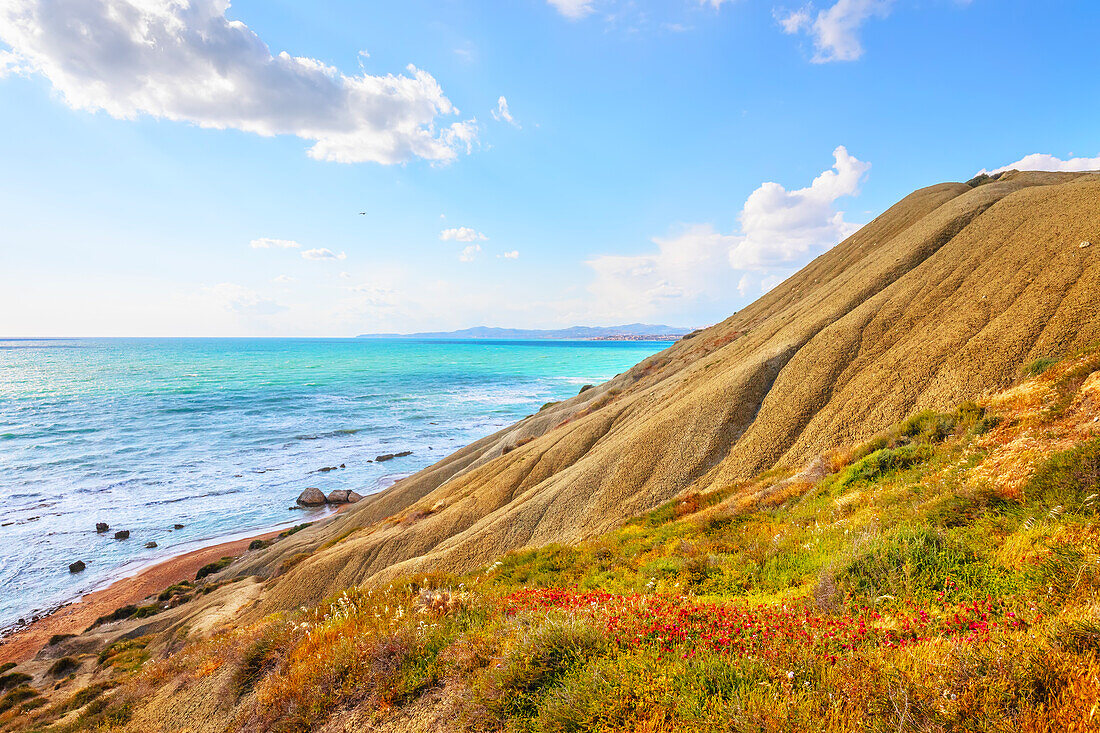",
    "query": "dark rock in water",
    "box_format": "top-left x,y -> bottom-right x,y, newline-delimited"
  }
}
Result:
375,451 -> 412,462
326,489 -> 350,504
347,491 -> 364,504
340,463 -> 346,468
113,530 -> 130,540
145,541 -> 158,548
296,487 -> 327,507
96,522 -> 109,533
69,560 -> 86,573
316,466 -> 338,473
173,524 -> 185,529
